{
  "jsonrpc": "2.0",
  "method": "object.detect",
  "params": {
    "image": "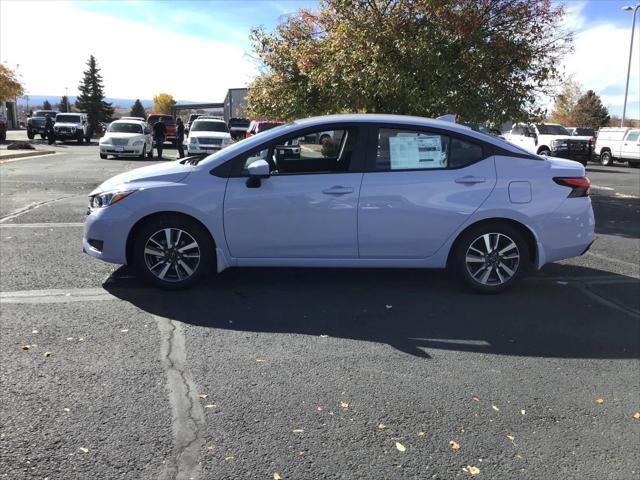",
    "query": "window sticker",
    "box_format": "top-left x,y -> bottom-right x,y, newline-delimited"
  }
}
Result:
389,135 -> 445,169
